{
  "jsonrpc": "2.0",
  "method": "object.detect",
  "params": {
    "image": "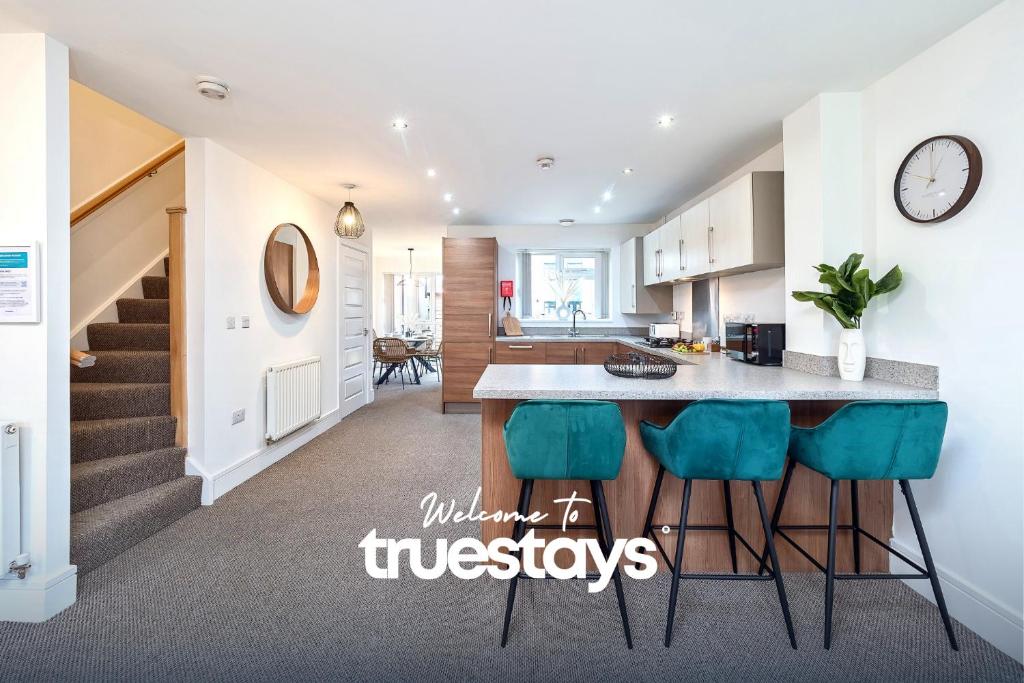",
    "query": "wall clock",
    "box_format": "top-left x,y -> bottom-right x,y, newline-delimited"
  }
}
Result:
894,135 -> 982,223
